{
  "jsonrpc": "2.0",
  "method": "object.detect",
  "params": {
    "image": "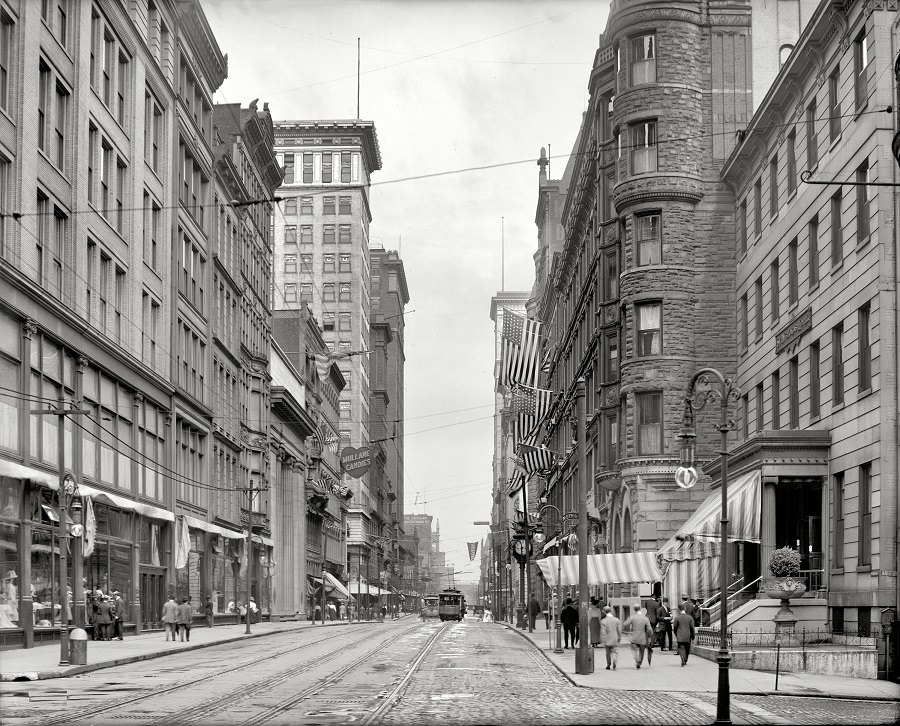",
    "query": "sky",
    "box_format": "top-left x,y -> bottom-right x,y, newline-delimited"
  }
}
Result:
204,0 -> 611,585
